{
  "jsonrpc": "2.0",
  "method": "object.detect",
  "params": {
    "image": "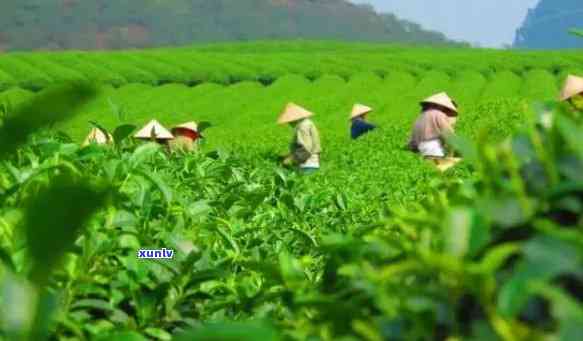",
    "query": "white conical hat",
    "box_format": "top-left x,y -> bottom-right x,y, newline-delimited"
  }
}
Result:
82,127 -> 113,146
277,103 -> 313,124
559,75 -> 583,101
134,120 -> 174,139
350,104 -> 373,119
172,121 -> 198,132
421,92 -> 458,113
